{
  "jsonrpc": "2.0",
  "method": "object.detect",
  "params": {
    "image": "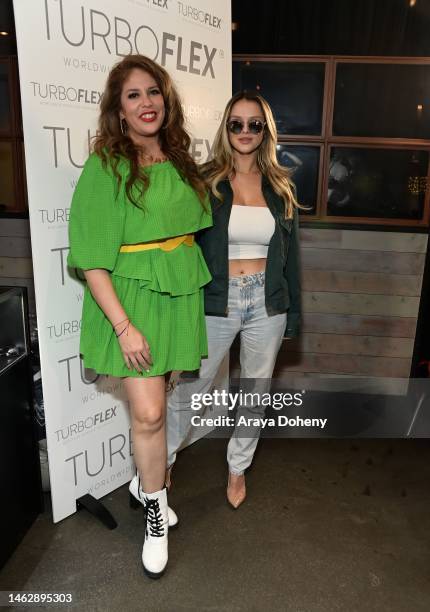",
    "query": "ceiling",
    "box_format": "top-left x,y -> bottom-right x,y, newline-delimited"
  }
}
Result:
232,0 -> 430,56
2,0 -> 430,57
